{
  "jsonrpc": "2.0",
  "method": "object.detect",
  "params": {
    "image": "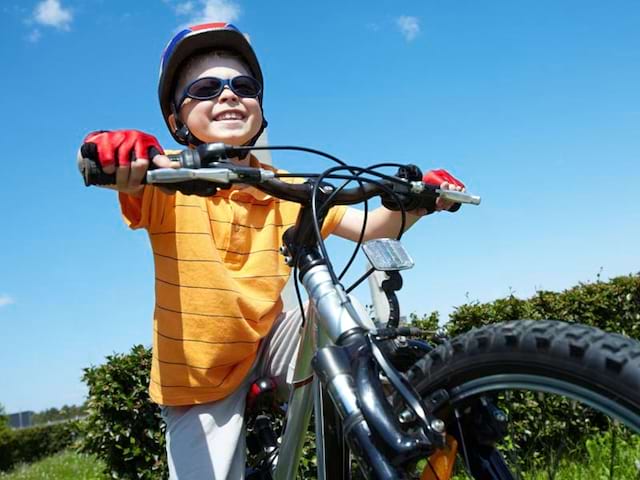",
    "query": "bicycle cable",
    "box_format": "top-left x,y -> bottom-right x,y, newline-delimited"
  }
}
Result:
274,167 -> 411,322
231,145 -> 416,330
310,167 -> 409,288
